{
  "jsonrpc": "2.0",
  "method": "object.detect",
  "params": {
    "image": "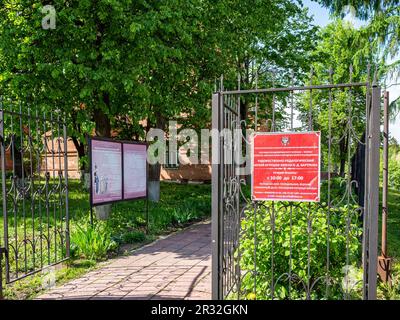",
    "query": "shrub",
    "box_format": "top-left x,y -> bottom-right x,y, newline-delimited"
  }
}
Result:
381,146 -> 400,190
121,230 -> 146,244
171,207 -> 196,225
389,157 -> 400,189
238,201 -> 363,300
70,220 -> 118,261
377,269 -> 400,300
